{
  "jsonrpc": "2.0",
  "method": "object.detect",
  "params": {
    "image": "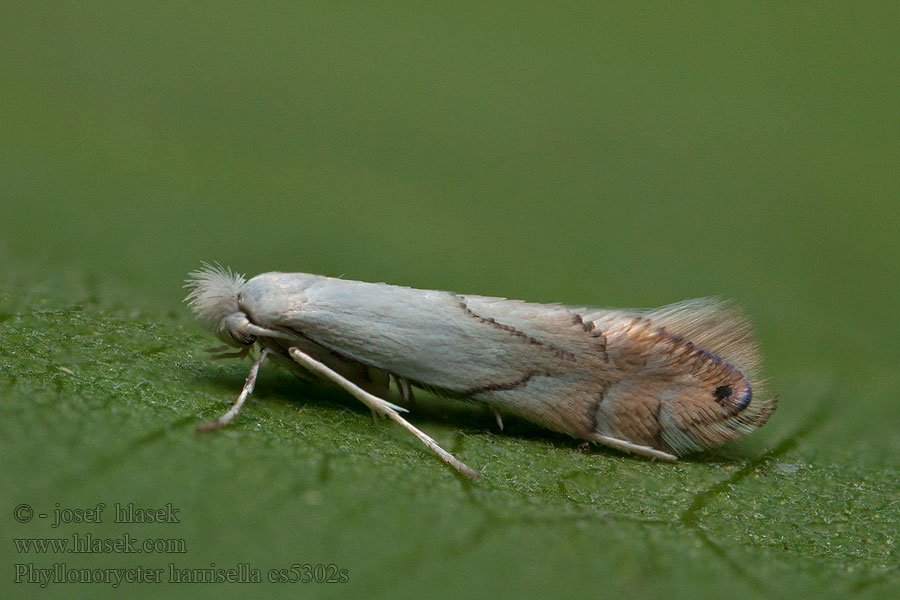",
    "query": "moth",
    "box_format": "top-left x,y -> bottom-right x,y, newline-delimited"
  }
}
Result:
185,264 -> 776,479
